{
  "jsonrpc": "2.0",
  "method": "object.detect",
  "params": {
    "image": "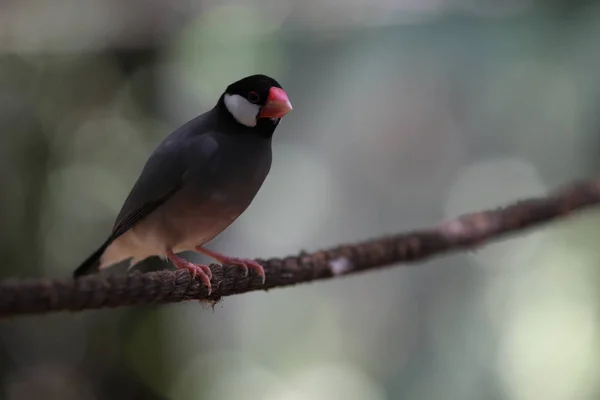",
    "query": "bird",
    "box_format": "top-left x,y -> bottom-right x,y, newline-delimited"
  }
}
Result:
73,74 -> 293,294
